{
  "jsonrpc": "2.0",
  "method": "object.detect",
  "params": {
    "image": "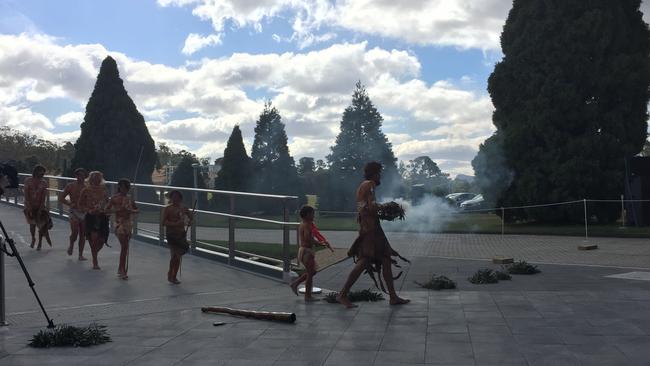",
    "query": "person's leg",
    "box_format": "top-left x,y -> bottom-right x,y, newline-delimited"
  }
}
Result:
78,220 -> 86,260
336,258 -> 367,308
29,224 -> 36,248
382,256 -> 409,305
91,232 -> 101,269
68,219 -> 78,255
304,256 -> 316,301
171,254 -> 181,283
290,273 -> 307,295
117,234 -> 129,278
36,228 -> 43,250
